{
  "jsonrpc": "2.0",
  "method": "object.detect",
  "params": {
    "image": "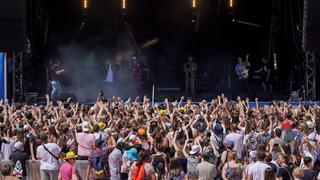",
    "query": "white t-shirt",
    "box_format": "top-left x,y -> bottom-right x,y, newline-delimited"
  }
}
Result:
36,143 -> 61,170
248,161 -> 270,180
300,143 -> 317,167
0,138 -> 16,161
224,132 -> 243,158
